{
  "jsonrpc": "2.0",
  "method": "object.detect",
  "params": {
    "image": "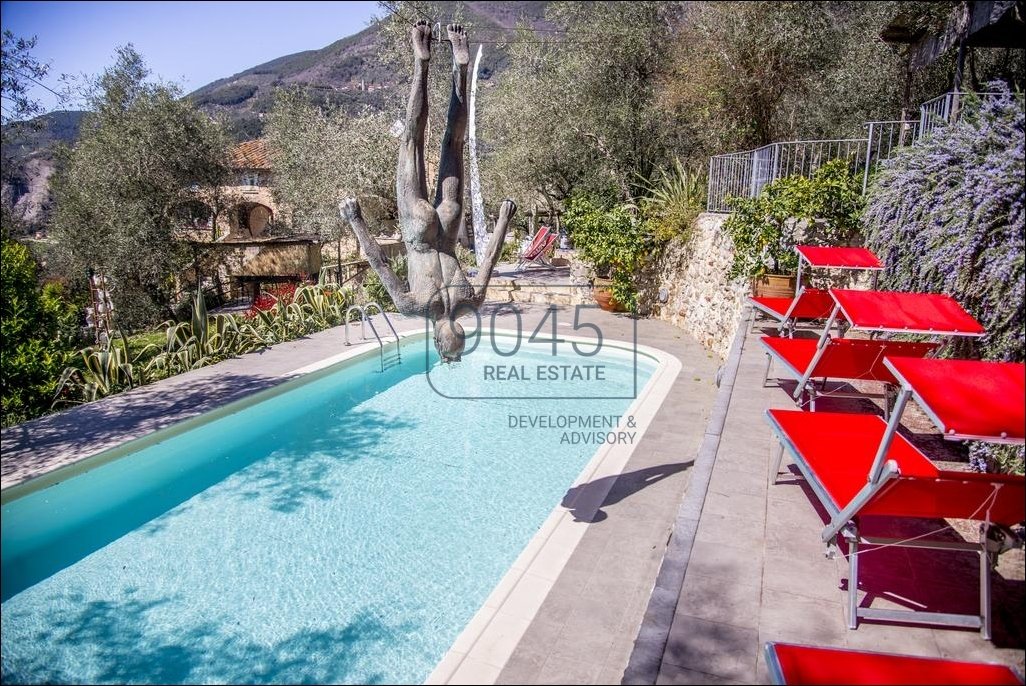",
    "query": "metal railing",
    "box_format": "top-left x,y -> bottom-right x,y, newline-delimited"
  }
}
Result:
705,90 -> 1020,212
918,91 -> 1014,138
708,138 -> 868,213
343,302 -> 401,372
707,120 -> 921,212
862,119 -> 920,190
